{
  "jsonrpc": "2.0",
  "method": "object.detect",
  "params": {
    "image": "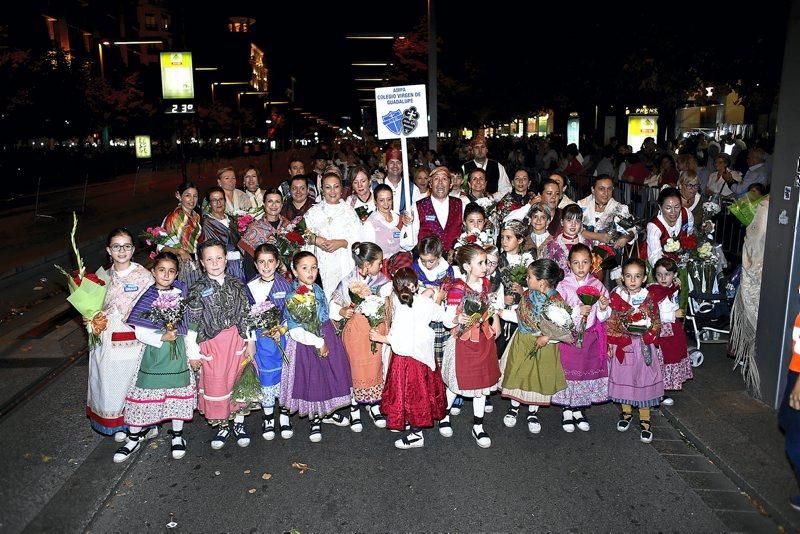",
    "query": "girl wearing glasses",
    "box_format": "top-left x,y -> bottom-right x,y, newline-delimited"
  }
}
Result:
86,229 -> 154,443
